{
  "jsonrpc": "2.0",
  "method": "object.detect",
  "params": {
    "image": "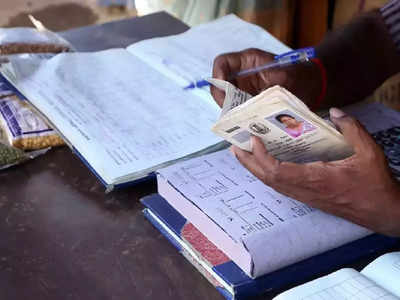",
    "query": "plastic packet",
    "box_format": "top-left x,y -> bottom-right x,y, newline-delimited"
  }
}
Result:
0,95 -> 65,150
0,15 -> 73,55
0,141 -> 28,169
0,141 -> 49,170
